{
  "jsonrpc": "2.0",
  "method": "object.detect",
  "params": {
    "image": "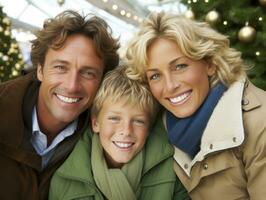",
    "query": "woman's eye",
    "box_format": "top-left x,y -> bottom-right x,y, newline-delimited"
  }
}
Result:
149,73 -> 160,81
175,64 -> 188,70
